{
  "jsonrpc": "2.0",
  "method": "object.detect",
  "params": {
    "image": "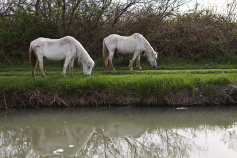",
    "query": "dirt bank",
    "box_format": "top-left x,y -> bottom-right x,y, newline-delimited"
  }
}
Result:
1,84 -> 237,109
